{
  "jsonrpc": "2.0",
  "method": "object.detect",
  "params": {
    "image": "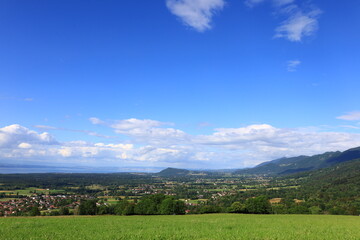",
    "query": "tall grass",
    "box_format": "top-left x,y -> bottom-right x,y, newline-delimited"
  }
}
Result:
0,214 -> 359,239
